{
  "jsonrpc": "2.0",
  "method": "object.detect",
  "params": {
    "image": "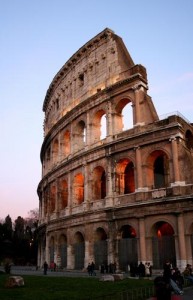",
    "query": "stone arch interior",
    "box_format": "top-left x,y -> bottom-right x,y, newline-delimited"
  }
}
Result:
62,130 -> 71,157
118,225 -> 138,272
115,98 -> 133,133
152,221 -> 176,269
73,120 -> 86,152
100,114 -> 107,140
185,130 -> 193,150
59,234 -> 67,268
50,184 -> 56,212
49,236 -> 55,265
122,102 -> 133,130
59,179 -> 68,209
73,173 -> 84,205
94,227 -> 108,241
120,225 -> 137,238
92,166 -> 106,200
124,161 -> 135,194
147,150 -> 169,189
94,227 -> 108,269
74,231 -> 85,270
154,156 -> 166,188
43,186 -> 49,215
52,139 -> 59,164
92,109 -> 106,143
116,159 -> 135,195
